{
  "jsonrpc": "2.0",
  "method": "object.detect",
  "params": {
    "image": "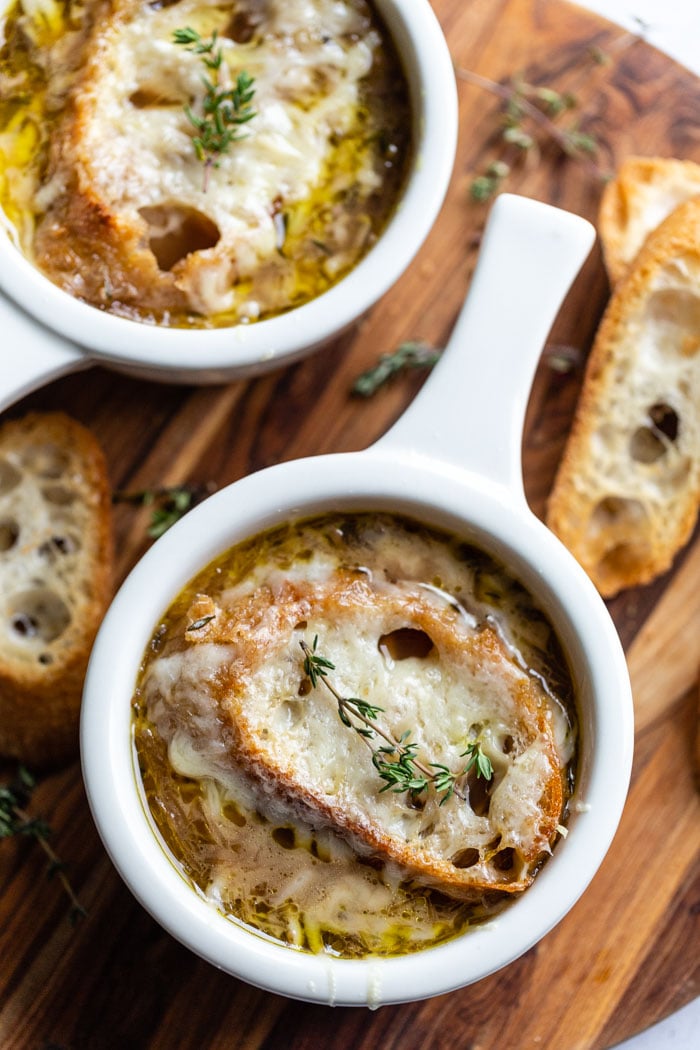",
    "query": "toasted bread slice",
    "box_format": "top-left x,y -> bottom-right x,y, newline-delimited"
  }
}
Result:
547,198 -> 700,596
0,412 -> 113,765
155,570 -> 567,899
599,156 -> 700,283
31,0 -> 406,324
